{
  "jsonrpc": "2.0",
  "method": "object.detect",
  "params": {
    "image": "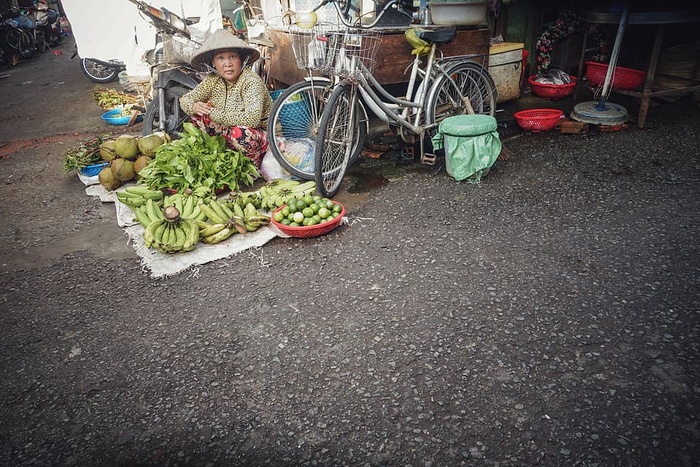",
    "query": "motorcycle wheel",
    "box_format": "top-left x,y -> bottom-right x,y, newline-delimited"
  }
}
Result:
143,86 -> 190,137
80,57 -> 120,83
35,29 -> 46,53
